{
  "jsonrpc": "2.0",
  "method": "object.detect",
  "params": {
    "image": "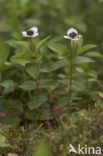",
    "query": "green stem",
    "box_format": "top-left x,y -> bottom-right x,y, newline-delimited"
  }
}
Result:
28,91 -> 32,101
35,79 -> 39,103
86,72 -> 89,92
69,63 -> 73,97
68,60 -> 73,103
30,38 -> 35,52
0,74 -> 4,99
68,41 -> 76,102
